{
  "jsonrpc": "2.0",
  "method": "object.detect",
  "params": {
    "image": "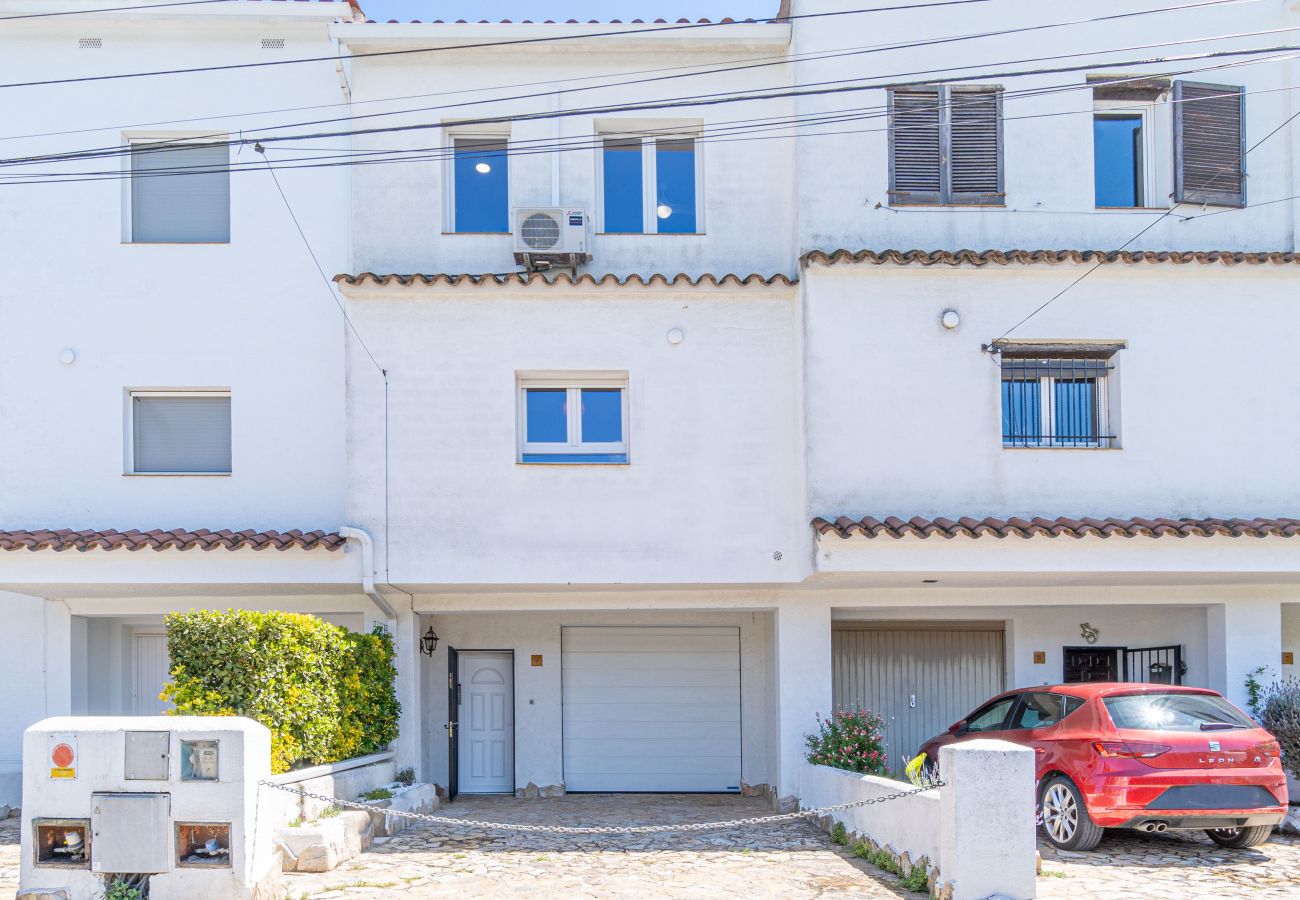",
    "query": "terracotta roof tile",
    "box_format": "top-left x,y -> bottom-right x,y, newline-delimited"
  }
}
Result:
335,271 -> 795,288
350,18 -> 767,25
0,528 -> 345,552
812,516 -> 1300,540
802,249 -> 1300,268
